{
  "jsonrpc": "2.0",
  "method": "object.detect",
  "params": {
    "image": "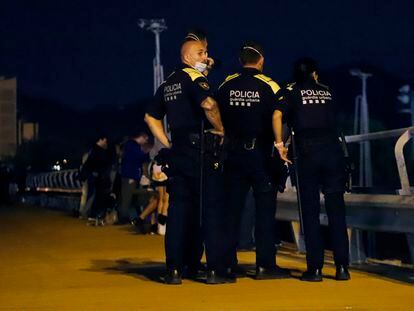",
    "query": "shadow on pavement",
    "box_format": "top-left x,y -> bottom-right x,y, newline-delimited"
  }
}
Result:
86,259 -> 166,283
85,259 -> 285,284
